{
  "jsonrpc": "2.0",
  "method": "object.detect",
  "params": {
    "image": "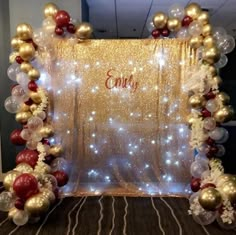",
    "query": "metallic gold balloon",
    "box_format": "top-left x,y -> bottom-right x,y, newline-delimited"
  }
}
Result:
189,35 -> 203,49
214,105 -> 234,123
30,104 -> 38,112
3,170 -> 20,190
197,11 -> 209,25
8,207 -> 19,220
199,188 -> 222,211
19,103 -> 30,112
167,18 -> 181,32
217,92 -> 230,104
28,68 -> 40,80
19,43 -> 35,61
11,36 -> 24,51
41,188 -> 55,203
16,23 -> 33,40
189,94 -> 206,108
29,91 -> 42,104
221,180 -> 236,204
203,36 -> 216,48
15,111 -> 32,123
25,193 -> 50,216
186,115 -> 197,128
208,65 -> 217,76
152,12 -> 168,29
49,145 -> 63,157
76,23 -> 93,39
185,3 -> 202,20
202,24 -> 213,37
15,163 -> 33,173
44,3 -> 58,18
212,75 -> 223,87
203,46 -> 220,64
20,62 -> 32,73
39,125 -> 54,138
217,174 -> 236,187
9,51 -> 19,64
